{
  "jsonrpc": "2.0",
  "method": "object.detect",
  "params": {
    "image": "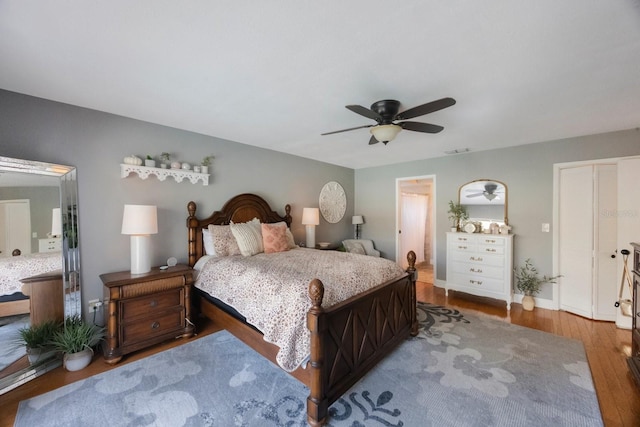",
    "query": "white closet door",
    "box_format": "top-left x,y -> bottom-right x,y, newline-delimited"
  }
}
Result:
593,164 -> 617,320
616,157 -> 640,328
559,165 -> 594,317
0,200 -> 31,257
